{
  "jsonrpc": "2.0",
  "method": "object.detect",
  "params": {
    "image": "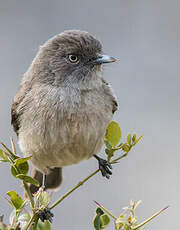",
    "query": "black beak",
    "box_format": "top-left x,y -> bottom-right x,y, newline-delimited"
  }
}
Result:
93,54 -> 116,64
